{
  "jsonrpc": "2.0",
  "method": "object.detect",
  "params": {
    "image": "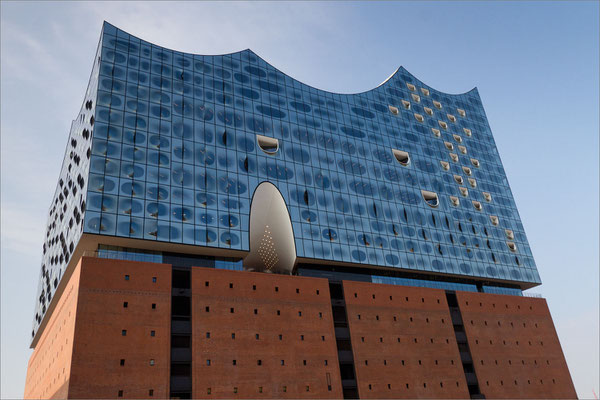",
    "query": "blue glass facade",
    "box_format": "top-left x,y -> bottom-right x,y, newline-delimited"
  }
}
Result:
32,21 -> 539,341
